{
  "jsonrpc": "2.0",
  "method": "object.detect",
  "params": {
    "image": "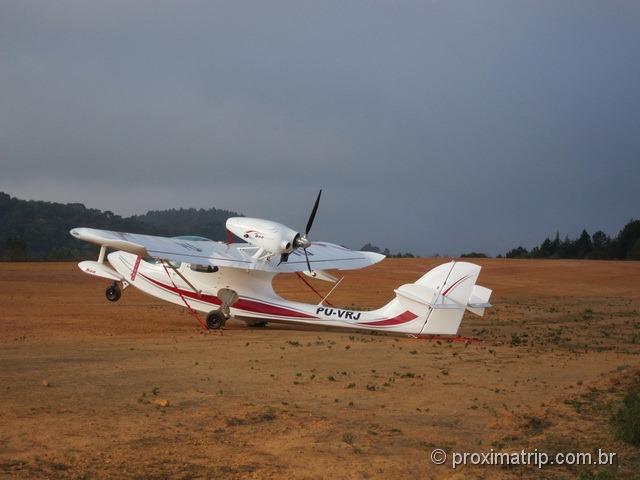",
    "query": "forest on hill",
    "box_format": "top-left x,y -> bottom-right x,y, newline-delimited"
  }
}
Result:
1,191 -> 638,261
0,192 -> 239,260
